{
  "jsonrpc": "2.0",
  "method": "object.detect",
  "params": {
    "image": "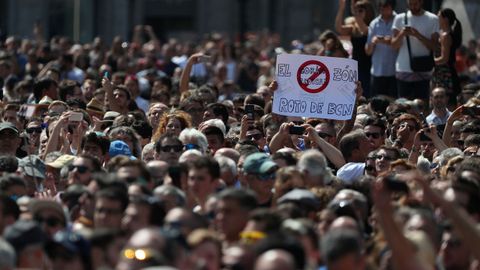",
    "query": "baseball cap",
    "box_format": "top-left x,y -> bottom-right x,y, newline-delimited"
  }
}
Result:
0,122 -> 19,135
45,154 -> 75,169
19,155 -> 45,179
109,140 -> 136,160
243,153 -> 277,175
103,111 -> 120,122
277,189 -> 321,210
4,220 -> 46,253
